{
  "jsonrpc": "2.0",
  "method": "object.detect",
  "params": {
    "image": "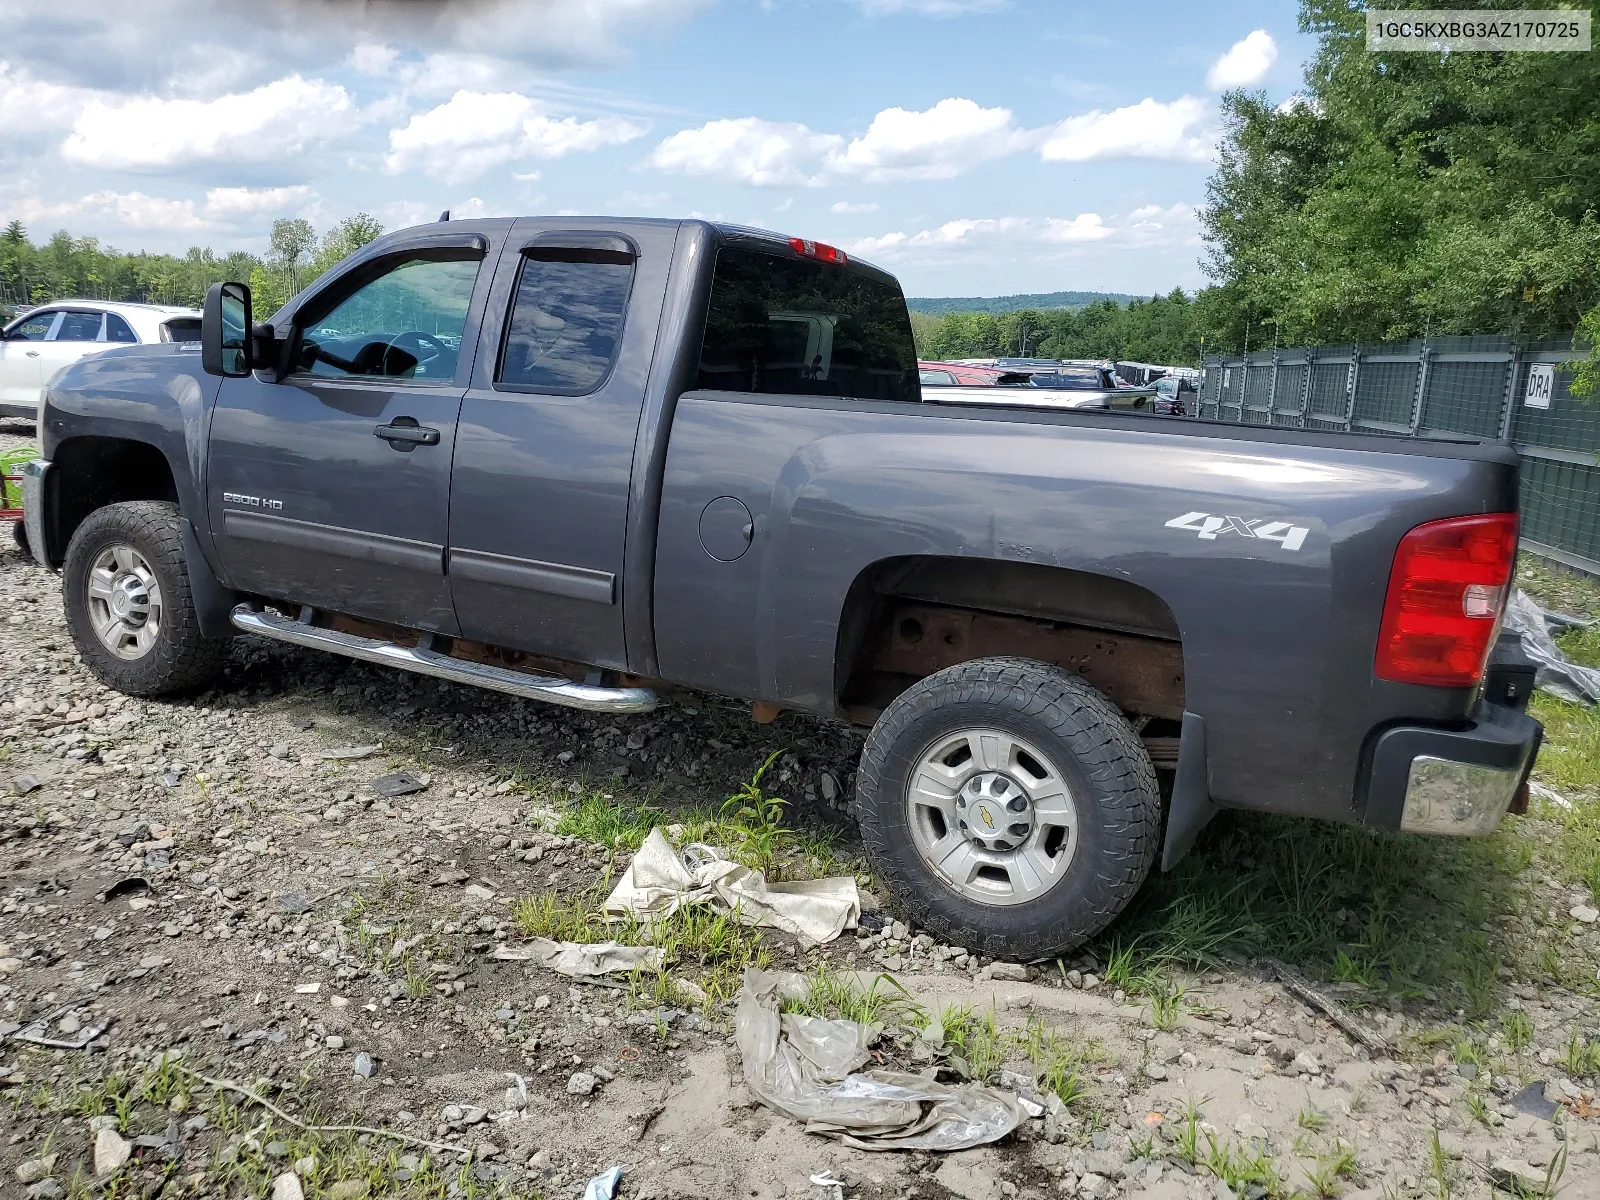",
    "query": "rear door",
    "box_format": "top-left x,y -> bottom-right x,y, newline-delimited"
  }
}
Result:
0,309 -> 56,413
207,232 -> 497,633
446,220 -> 677,669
